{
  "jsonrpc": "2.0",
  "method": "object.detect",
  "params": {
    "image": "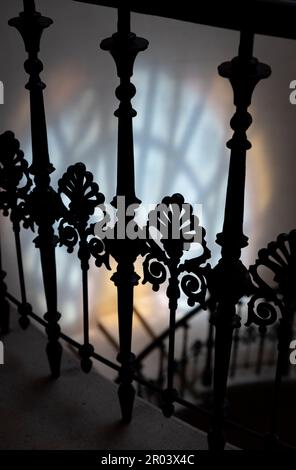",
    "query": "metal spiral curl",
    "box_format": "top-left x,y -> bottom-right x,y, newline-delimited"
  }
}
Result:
88,230 -> 110,270
142,254 -> 168,292
58,221 -> 79,253
181,272 -> 208,309
246,294 -> 282,334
